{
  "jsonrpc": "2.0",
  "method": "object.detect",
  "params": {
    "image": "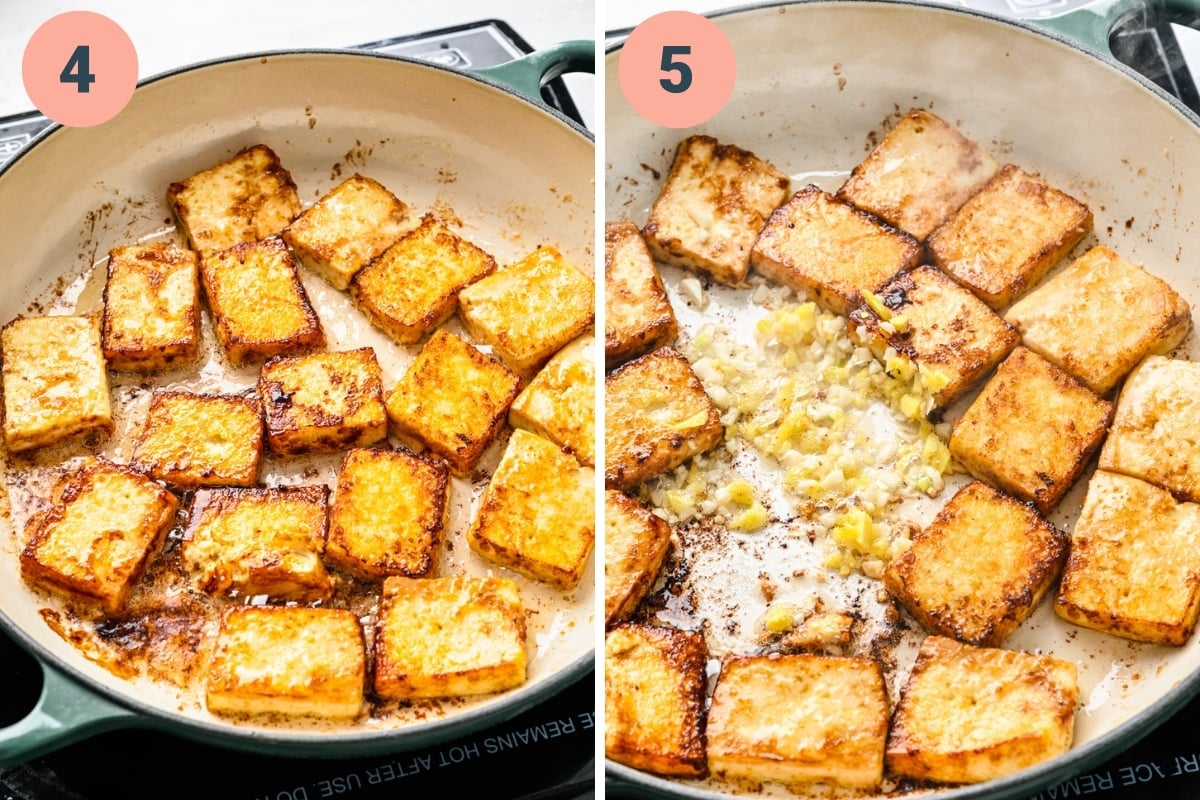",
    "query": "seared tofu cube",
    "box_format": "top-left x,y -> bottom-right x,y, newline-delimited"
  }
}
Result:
508,333 -> 595,467
883,481 -> 1067,646
384,329 -> 521,477
2,315 -> 112,454
928,163 -> 1093,310
467,429 -> 595,590
325,447 -> 449,580
1006,246 -> 1192,395
1099,356 -> 1200,501
283,173 -> 411,291
706,654 -> 889,789
350,213 -> 496,344
605,347 -> 723,491
181,485 -> 332,602
949,347 -> 1112,514
605,490 -> 672,627
101,242 -> 201,372
206,605 -> 365,720
750,186 -> 922,316
605,623 -> 708,778
373,575 -> 526,700
886,636 -> 1078,784
20,457 -> 178,615
457,246 -> 594,377
837,108 -> 999,241
605,221 -> 679,368
166,144 -> 301,257
257,348 -> 387,456
200,237 -> 324,367
1056,470 -> 1200,645
848,265 -> 1020,409
131,391 -> 263,488
642,135 -> 790,286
